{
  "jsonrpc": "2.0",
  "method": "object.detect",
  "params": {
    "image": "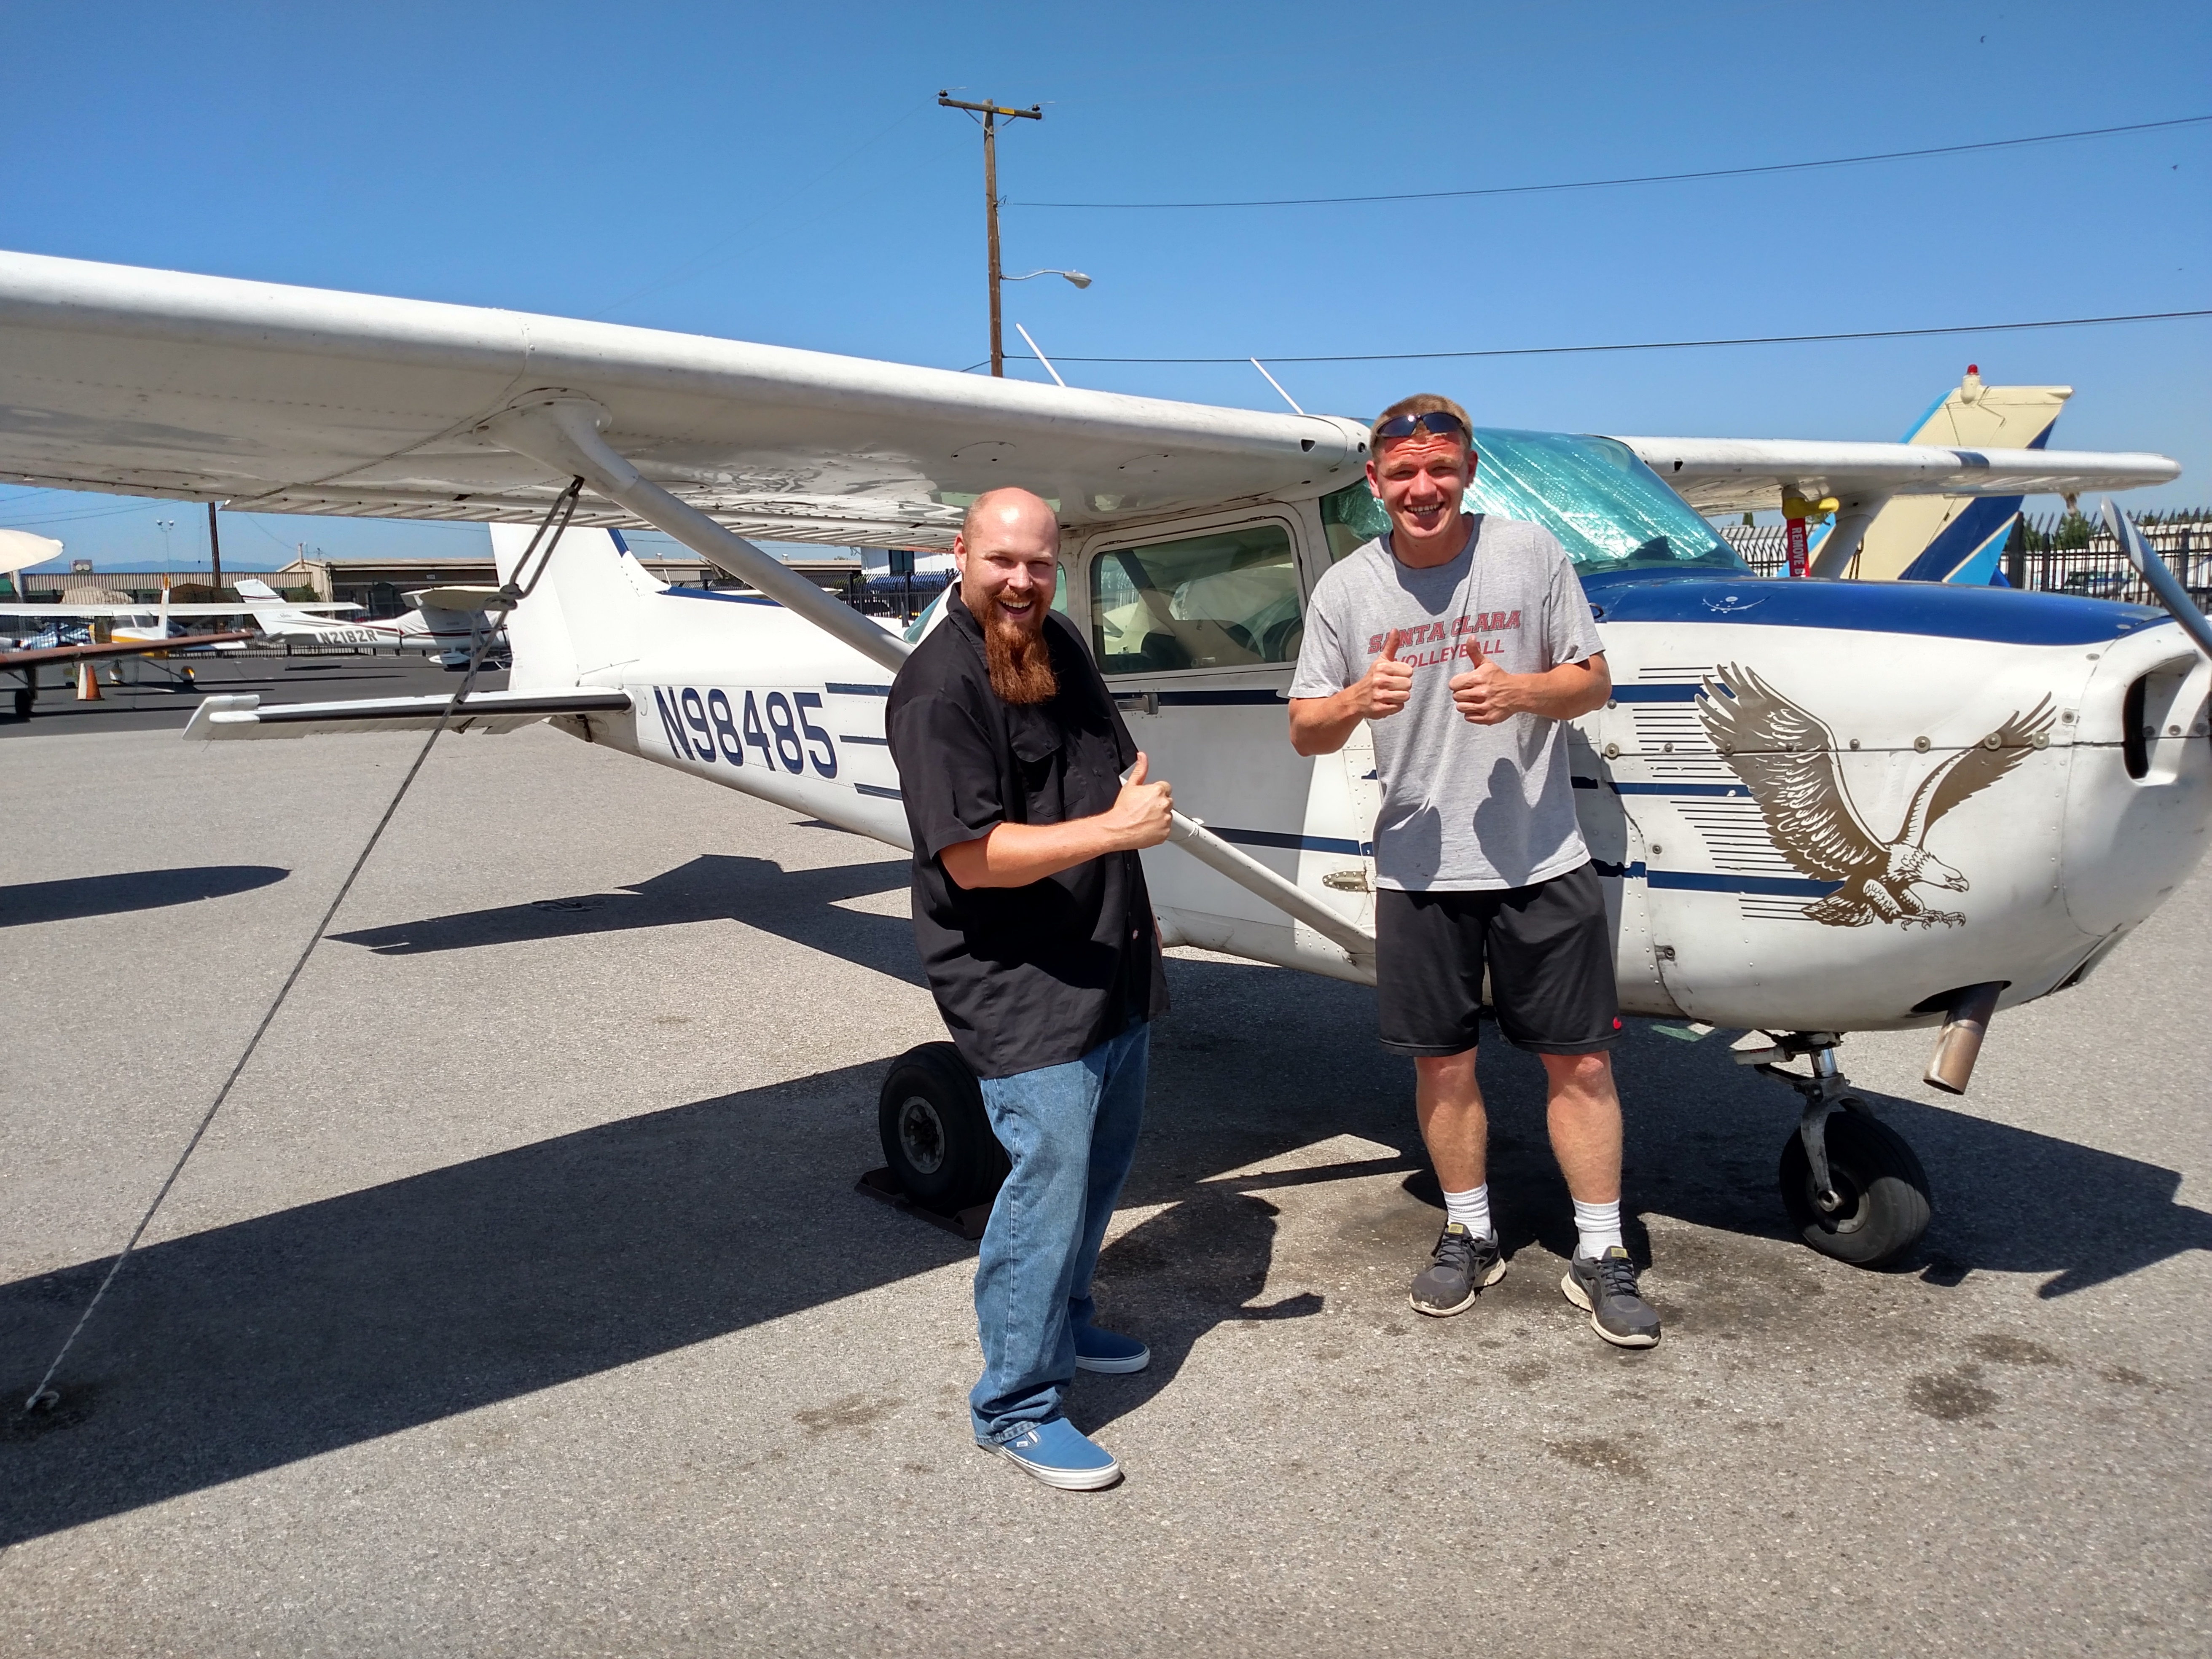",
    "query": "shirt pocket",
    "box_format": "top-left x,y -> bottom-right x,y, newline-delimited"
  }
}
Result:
1008,712 -> 1066,824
